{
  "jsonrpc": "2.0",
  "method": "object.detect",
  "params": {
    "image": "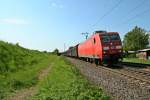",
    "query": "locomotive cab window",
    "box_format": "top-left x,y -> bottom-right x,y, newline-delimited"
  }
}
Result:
93,38 -> 96,44
101,35 -> 110,42
110,34 -> 120,41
